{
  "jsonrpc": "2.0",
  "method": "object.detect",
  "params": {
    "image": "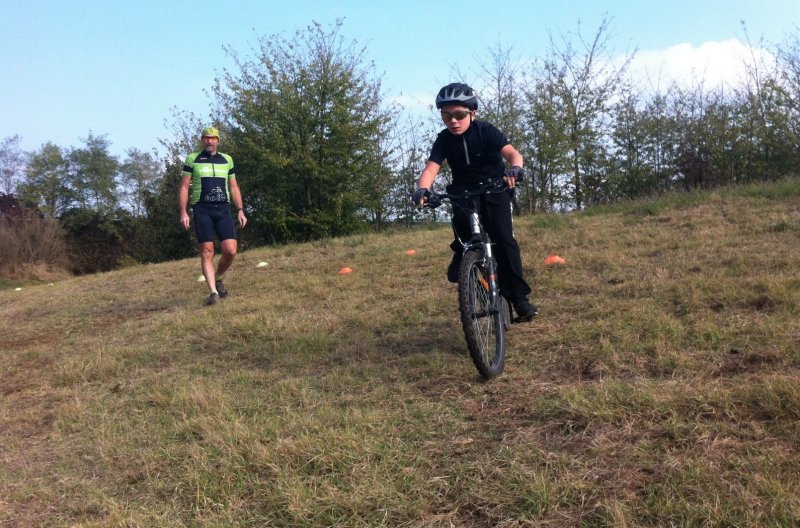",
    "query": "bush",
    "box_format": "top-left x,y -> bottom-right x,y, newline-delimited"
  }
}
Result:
0,207 -> 70,280
60,208 -> 126,275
